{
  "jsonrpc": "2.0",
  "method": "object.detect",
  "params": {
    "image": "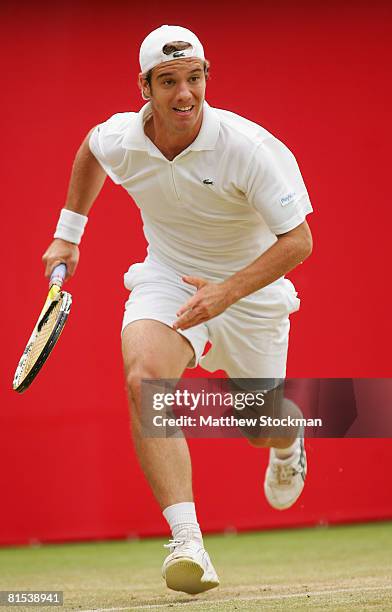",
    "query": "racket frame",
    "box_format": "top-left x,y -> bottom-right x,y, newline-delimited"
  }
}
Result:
13,264 -> 72,393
